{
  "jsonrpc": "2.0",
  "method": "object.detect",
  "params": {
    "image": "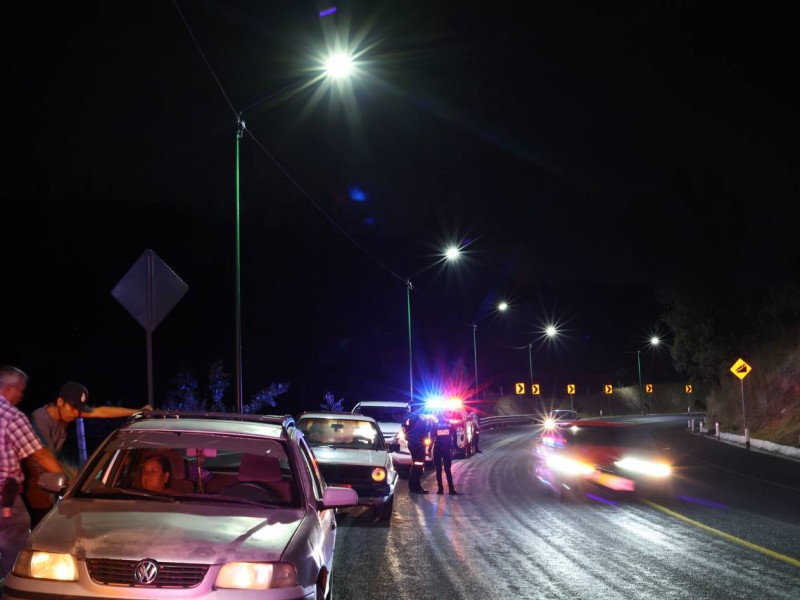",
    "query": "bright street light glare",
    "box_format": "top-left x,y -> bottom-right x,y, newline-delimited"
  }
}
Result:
497,302 -> 509,312
650,336 -> 660,346
324,51 -> 354,79
545,325 -> 558,337
444,246 -> 461,261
